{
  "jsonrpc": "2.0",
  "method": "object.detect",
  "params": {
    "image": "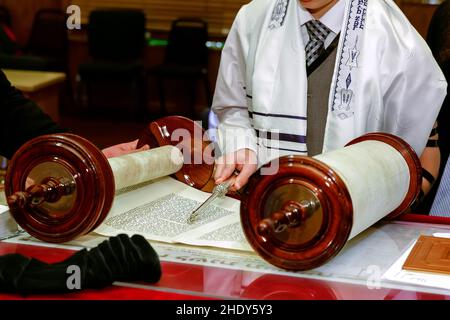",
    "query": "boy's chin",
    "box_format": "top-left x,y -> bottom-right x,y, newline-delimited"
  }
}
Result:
299,0 -> 335,11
